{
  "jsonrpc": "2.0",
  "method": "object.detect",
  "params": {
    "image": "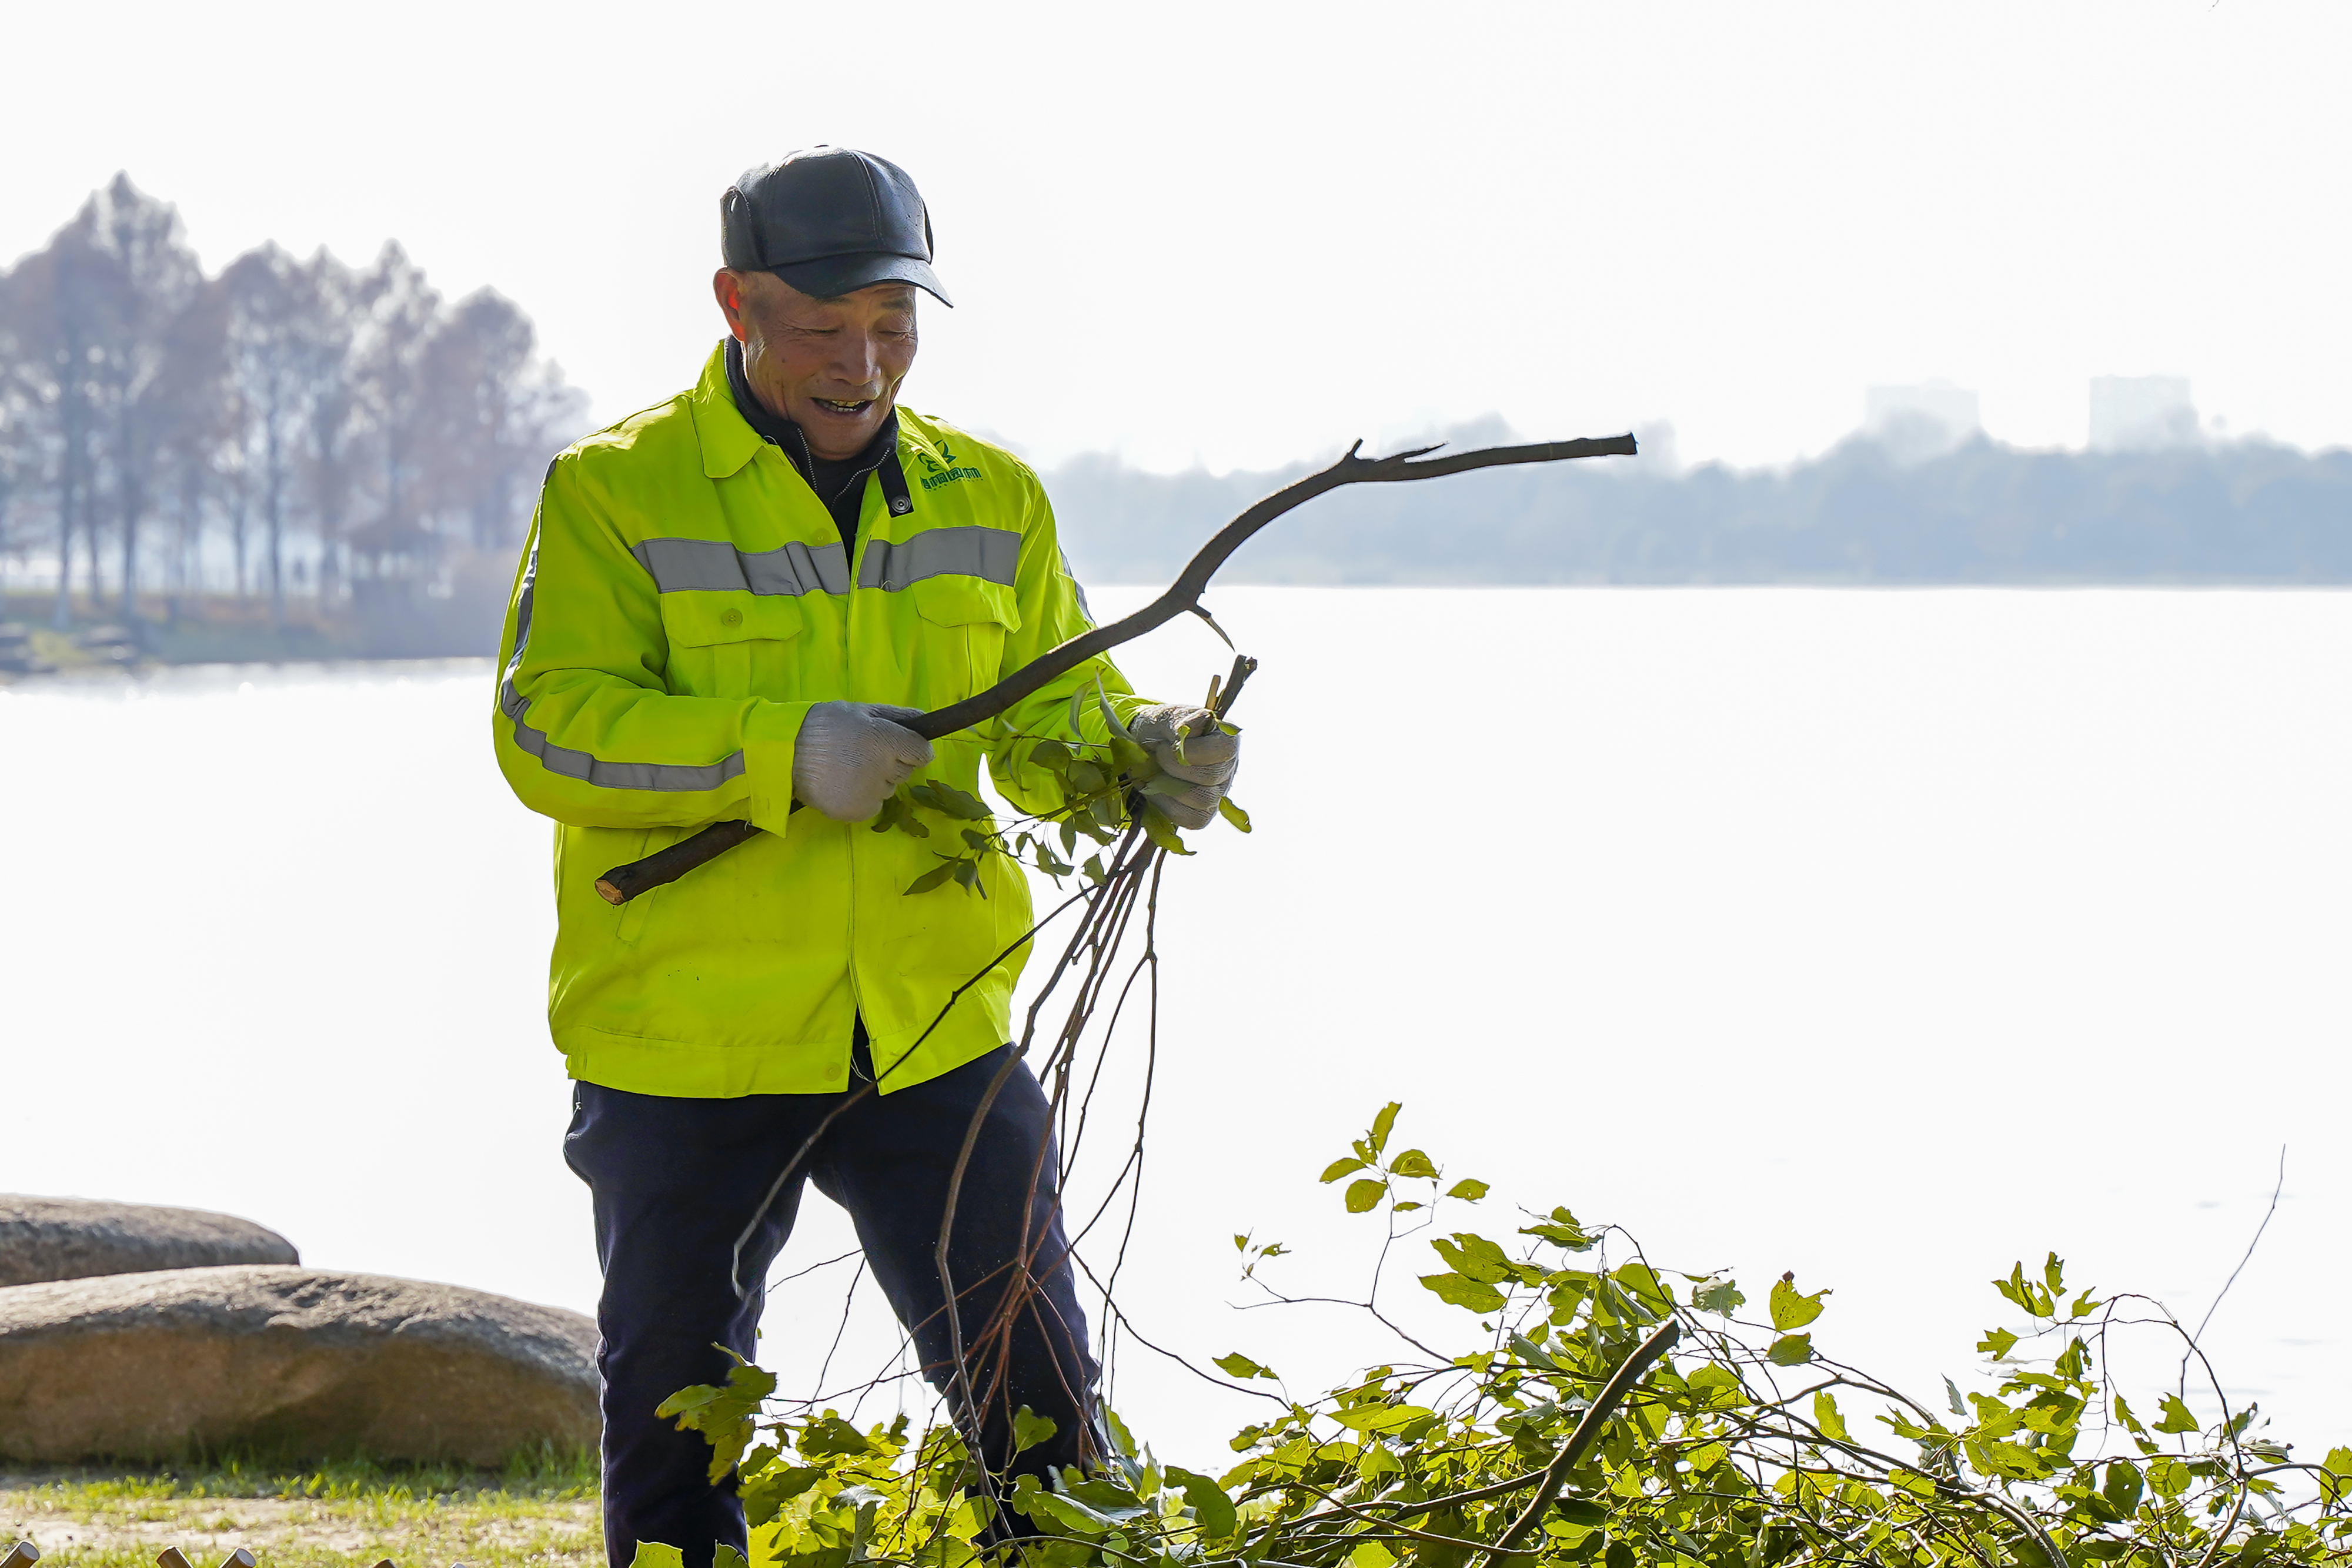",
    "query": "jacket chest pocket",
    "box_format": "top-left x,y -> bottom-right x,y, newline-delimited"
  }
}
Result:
659,594 -> 804,699
910,576 -> 1020,701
